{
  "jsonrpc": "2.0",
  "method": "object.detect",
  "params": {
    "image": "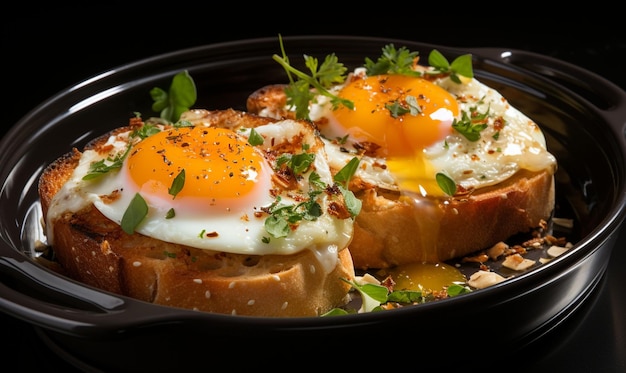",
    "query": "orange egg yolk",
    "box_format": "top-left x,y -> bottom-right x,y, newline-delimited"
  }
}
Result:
332,74 -> 459,158
126,126 -> 265,203
331,74 -> 459,196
